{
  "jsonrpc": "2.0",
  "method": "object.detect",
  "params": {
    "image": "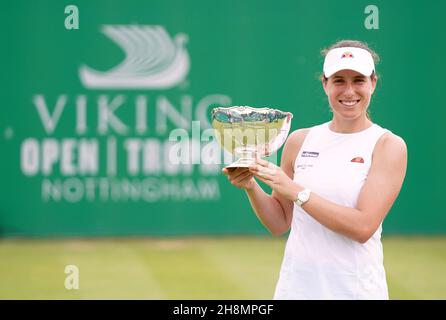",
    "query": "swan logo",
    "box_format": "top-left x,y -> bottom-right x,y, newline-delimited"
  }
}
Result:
79,25 -> 190,89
